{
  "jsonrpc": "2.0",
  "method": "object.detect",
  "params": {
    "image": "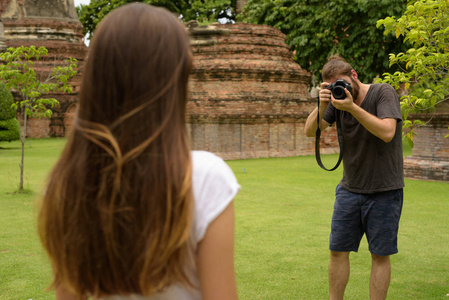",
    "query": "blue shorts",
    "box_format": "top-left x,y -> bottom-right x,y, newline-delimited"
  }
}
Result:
329,184 -> 403,256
